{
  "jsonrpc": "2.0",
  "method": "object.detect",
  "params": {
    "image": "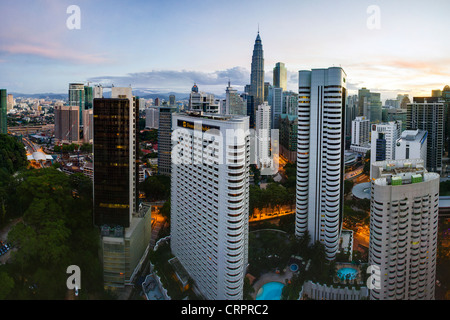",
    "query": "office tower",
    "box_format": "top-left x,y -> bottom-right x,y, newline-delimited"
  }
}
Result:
386,108 -> 407,131
94,88 -> 152,289
54,105 -> 80,144
84,85 -> 93,109
268,86 -> 283,129
345,95 -> 358,148
370,121 -> 402,179
398,94 -> 410,109
283,91 -> 298,116
296,67 -> 347,260
82,109 -> 94,144
350,116 -> 371,154
6,94 -> 14,112
369,92 -> 382,124
407,97 -> 444,173
170,112 -> 250,300
351,116 -> 370,146
145,107 -> 159,129
385,99 -> 399,108
442,86 -> 450,152
0,89 -> 6,134
395,129 -> 427,166
264,82 -> 270,102
249,31 -> 264,126
255,102 -> 272,169
369,159 -> 439,300
93,87 -> 139,228
189,85 -> 219,113
225,81 -> 246,116
273,62 -> 287,91
69,83 -> 85,125
158,106 -> 176,176
169,94 -> 176,106
279,114 -> 297,163
358,87 -> 371,117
